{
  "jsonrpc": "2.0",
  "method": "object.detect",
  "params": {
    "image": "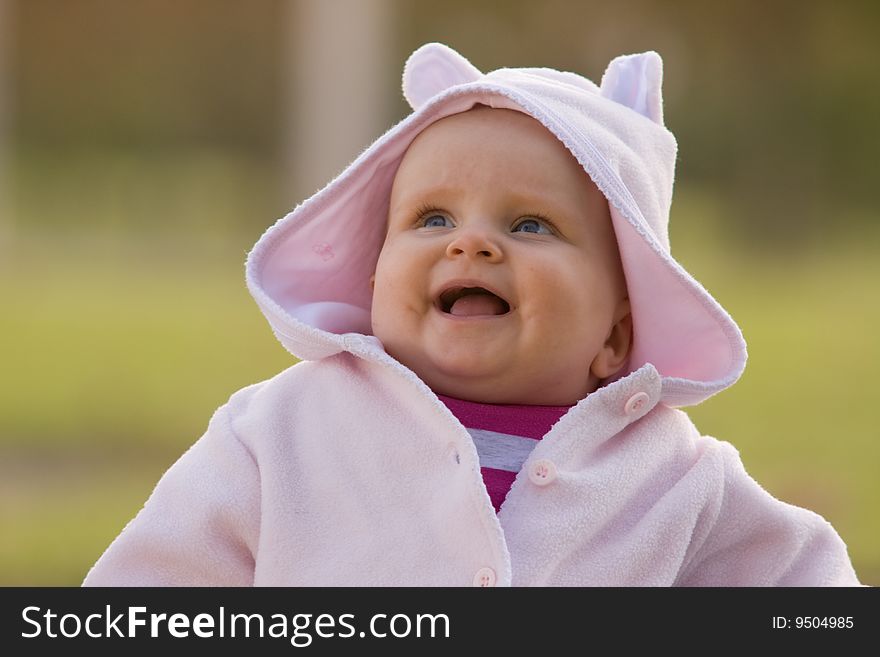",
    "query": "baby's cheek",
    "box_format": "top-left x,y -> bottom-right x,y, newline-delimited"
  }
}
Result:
369,286 -> 393,333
